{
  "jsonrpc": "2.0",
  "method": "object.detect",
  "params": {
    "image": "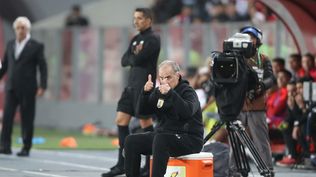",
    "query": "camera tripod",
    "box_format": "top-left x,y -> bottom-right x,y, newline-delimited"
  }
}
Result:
204,120 -> 273,177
